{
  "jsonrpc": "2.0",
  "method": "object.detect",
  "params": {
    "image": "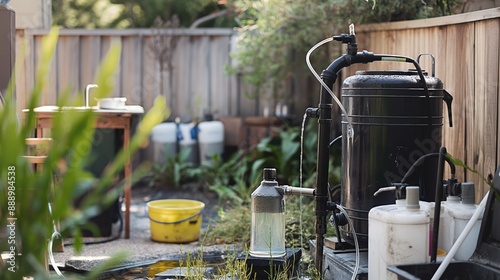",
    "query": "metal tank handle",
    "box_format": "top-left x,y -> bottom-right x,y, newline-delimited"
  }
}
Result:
417,53 -> 453,127
417,53 -> 436,77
